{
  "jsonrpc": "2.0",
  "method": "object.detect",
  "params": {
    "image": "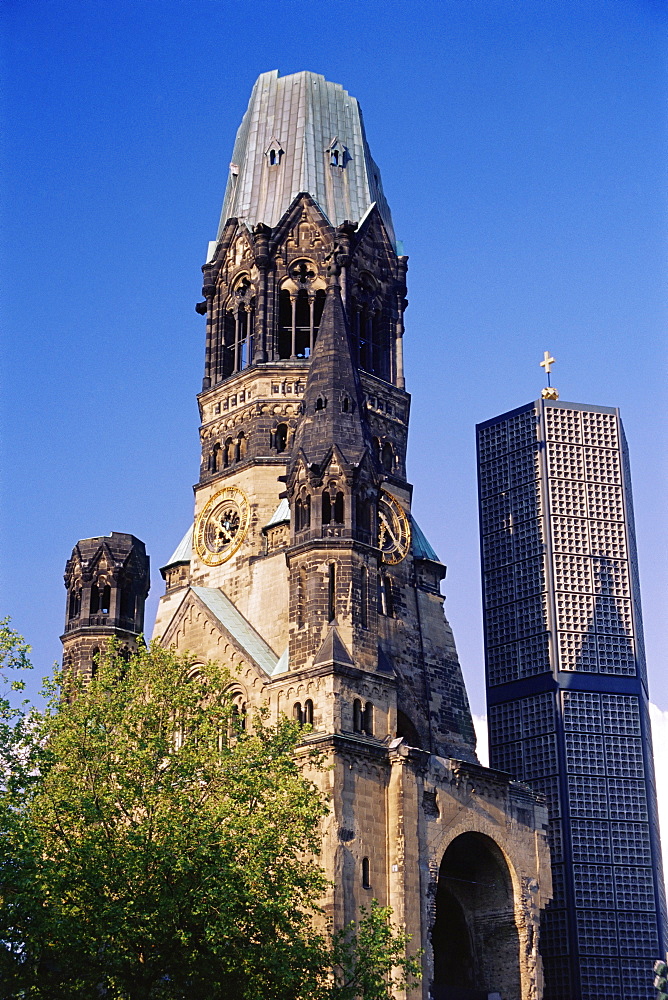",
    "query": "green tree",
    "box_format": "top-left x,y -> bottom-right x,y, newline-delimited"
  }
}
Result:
0,624 -> 420,1000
